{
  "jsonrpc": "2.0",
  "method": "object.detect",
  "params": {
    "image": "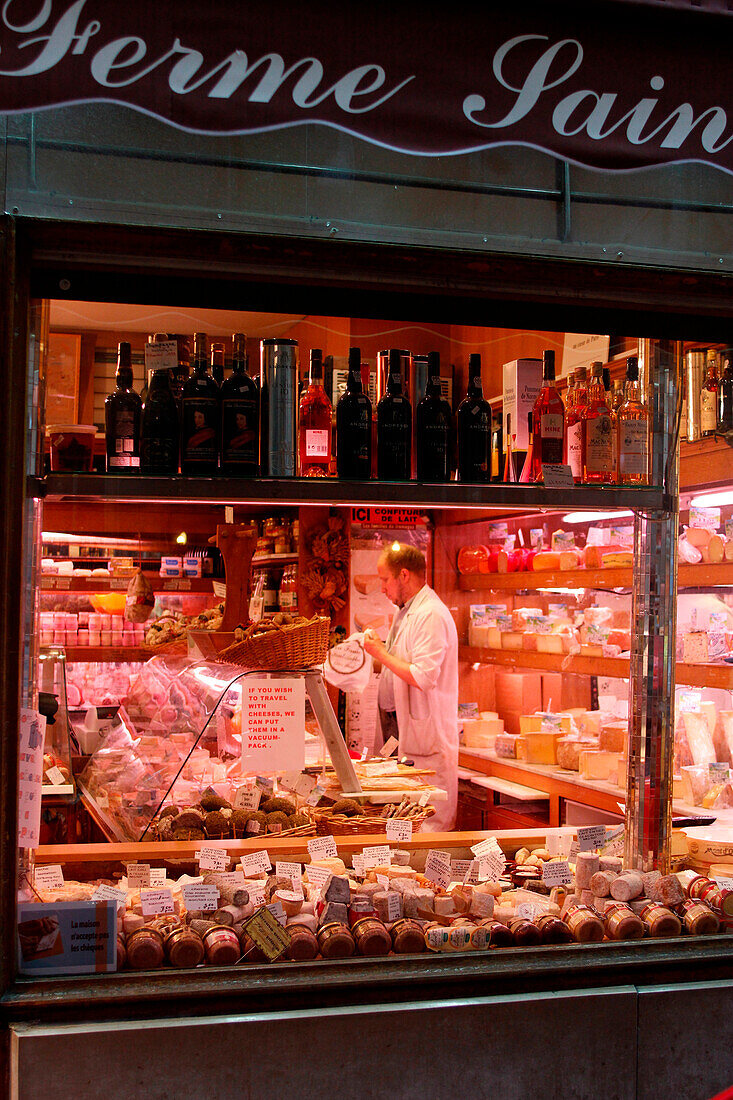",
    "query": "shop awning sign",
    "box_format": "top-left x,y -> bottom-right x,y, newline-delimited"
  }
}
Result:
0,2 -> 731,174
